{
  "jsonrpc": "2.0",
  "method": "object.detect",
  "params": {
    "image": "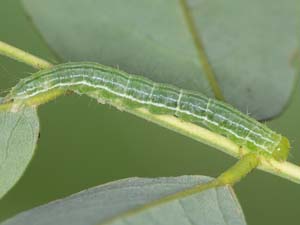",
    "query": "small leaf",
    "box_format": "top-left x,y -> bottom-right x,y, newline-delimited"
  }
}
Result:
22,0 -> 299,120
0,104 -> 39,199
0,176 -> 246,225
